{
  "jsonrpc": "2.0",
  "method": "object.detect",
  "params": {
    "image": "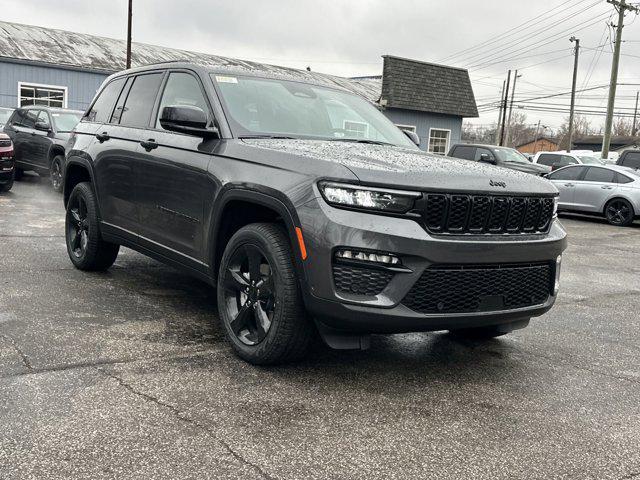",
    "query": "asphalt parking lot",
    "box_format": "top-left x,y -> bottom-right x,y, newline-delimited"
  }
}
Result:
1,176 -> 640,480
